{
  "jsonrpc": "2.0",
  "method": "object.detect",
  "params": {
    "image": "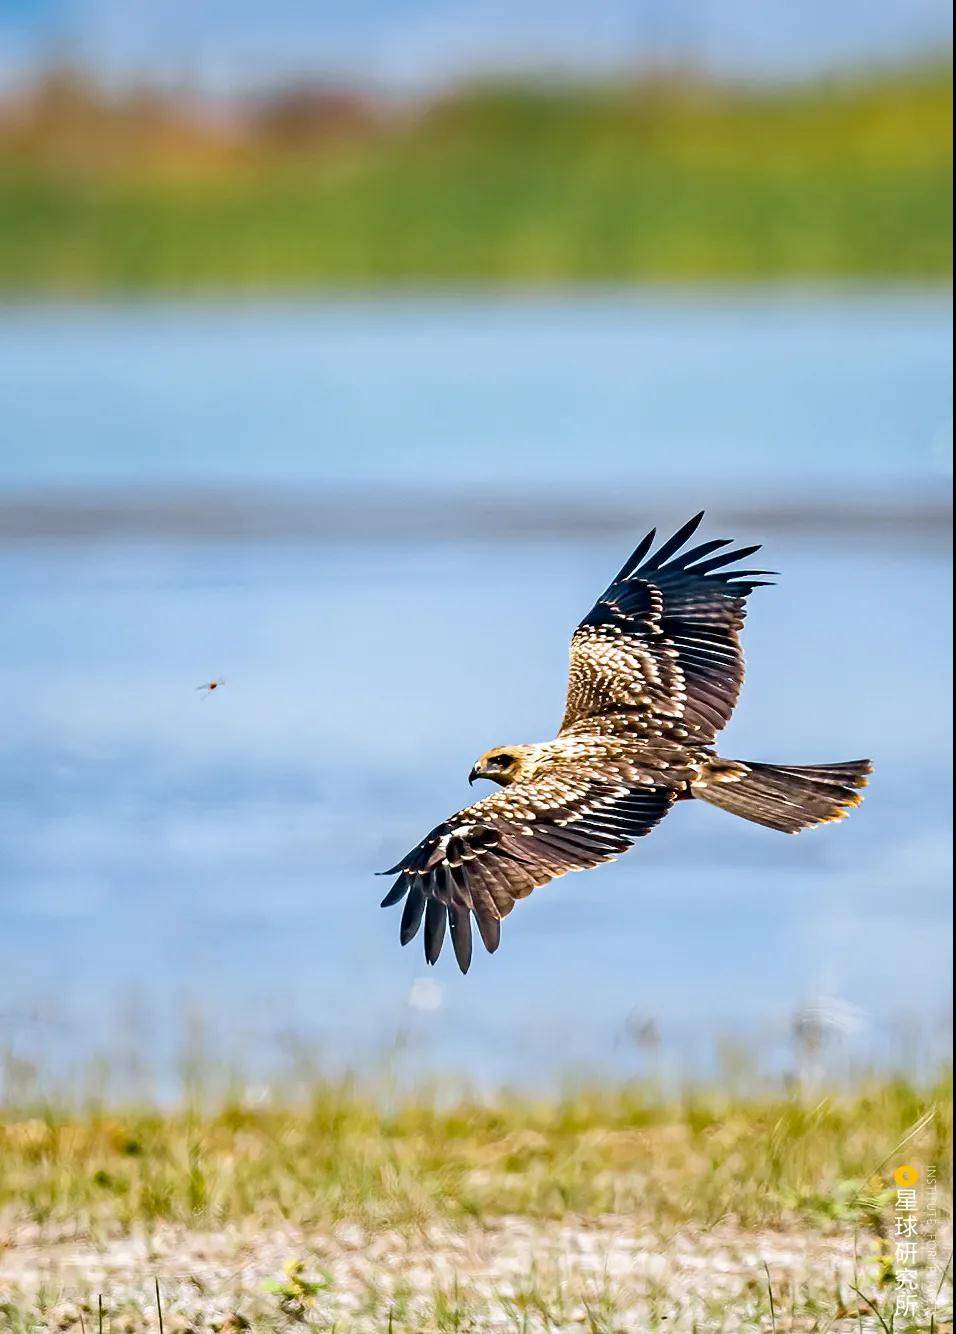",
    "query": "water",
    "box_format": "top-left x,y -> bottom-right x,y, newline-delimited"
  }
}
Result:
1,289 -> 951,500
0,291 -> 951,1098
